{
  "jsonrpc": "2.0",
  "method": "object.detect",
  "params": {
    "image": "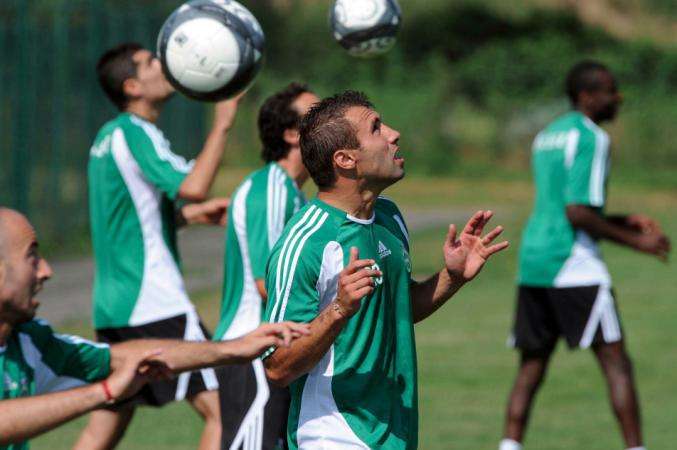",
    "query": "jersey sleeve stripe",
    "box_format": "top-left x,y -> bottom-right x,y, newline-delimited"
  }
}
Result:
270,207 -> 325,323
589,130 -> 609,207
129,116 -> 194,173
392,214 -> 410,249
279,208 -> 324,299
274,168 -> 287,245
564,129 -> 580,169
267,166 -> 276,249
274,205 -> 318,304
276,211 -> 329,323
